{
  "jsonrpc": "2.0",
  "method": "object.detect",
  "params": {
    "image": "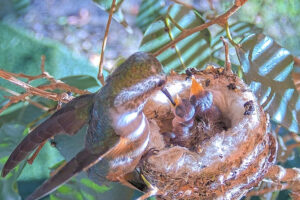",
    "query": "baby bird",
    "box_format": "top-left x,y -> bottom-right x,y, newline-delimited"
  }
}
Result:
161,87 -> 196,148
170,95 -> 196,147
162,77 -> 225,151
189,76 -> 225,133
